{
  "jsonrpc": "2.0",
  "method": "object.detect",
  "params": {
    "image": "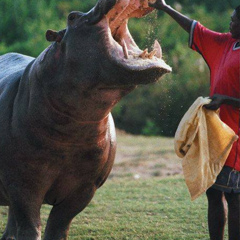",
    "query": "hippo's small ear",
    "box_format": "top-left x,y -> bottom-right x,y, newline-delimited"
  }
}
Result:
46,29 -> 66,43
46,30 -> 58,42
